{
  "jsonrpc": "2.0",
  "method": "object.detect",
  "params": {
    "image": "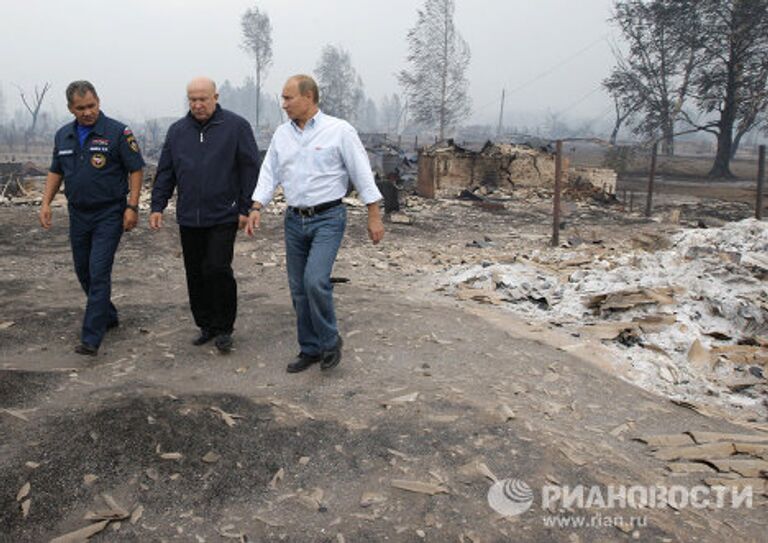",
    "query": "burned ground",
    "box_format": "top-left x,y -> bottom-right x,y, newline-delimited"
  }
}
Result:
1,184 -> 767,542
